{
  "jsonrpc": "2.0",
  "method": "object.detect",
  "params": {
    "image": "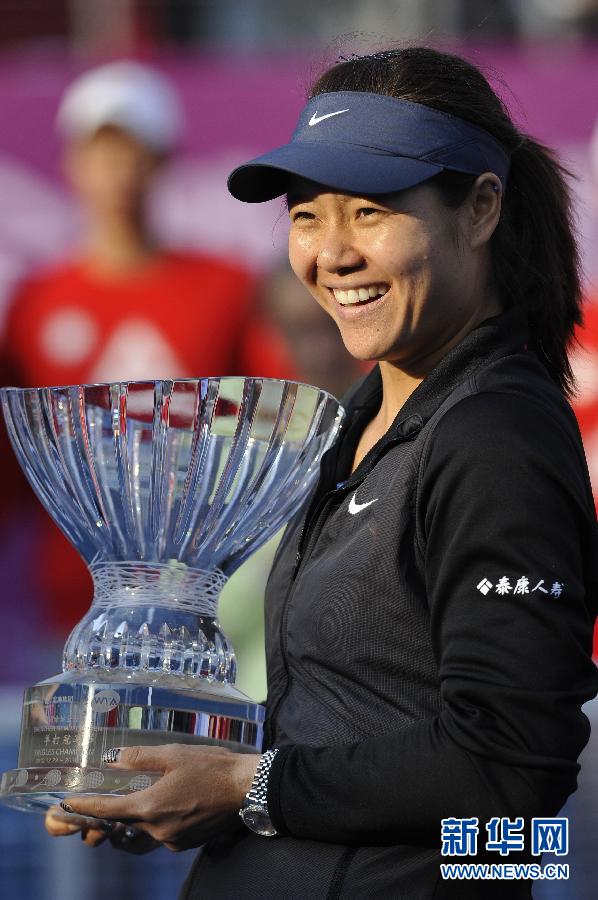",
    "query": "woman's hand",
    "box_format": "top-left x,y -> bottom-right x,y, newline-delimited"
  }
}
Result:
45,806 -> 160,854
58,744 -> 260,852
